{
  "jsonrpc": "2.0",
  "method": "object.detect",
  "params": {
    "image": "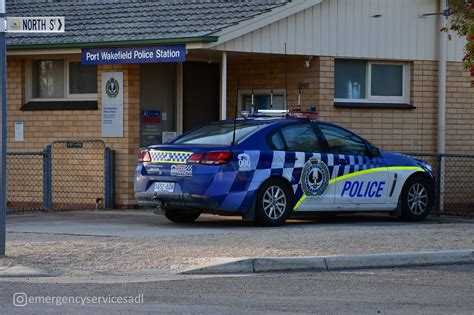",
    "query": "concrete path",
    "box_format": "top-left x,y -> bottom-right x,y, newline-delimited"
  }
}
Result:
2,210 -> 473,277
